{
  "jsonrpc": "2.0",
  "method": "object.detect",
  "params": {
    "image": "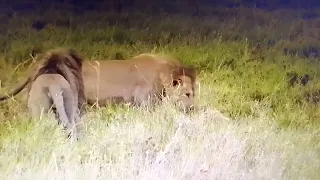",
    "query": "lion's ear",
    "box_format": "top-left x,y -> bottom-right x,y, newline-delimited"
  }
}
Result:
183,66 -> 197,79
